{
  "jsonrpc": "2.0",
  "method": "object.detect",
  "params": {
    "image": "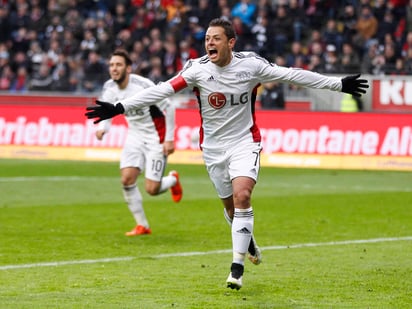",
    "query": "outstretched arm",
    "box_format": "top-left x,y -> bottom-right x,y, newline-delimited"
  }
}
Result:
260,62 -> 369,97
85,80 -> 180,124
